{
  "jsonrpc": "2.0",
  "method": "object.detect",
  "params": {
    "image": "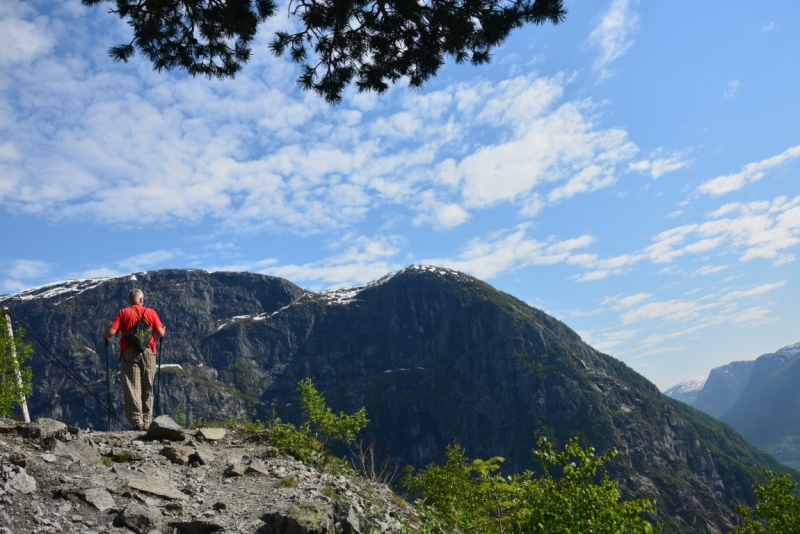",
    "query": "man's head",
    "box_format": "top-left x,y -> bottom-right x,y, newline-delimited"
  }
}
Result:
128,289 -> 144,305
